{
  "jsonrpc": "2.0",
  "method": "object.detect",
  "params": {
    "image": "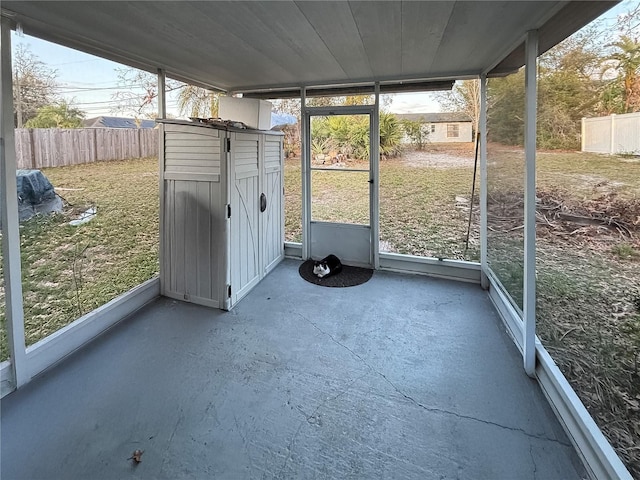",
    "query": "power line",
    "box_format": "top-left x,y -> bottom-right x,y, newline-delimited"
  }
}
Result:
49,58 -> 103,67
59,79 -> 127,87
70,99 -> 127,106
56,86 -> 138,92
